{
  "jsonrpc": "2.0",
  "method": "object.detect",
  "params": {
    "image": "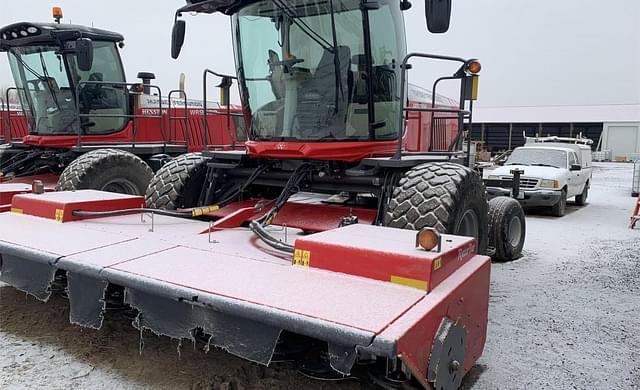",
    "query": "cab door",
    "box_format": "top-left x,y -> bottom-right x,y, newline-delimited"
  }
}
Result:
567,151 -> 583,196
